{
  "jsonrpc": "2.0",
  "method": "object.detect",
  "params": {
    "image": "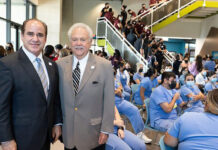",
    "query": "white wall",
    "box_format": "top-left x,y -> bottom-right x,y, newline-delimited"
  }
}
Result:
195,15 -> 218,56
30,0 -> 39,5
37,0 -> 62,45
155,18 -> 202,38
72,0 -> 122,33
